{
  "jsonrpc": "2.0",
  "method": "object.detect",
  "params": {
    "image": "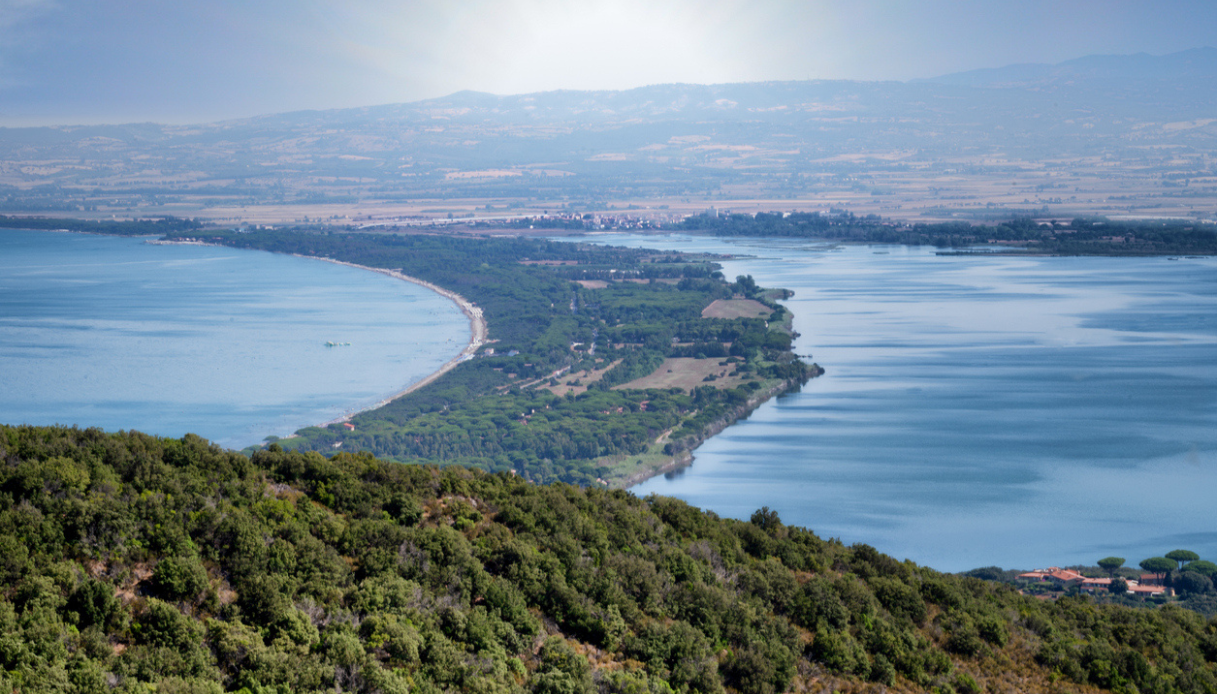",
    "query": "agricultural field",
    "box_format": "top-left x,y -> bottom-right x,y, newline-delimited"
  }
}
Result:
702,298 -> 773,320
615,357 -> 749,392
538,359 -> 623,397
